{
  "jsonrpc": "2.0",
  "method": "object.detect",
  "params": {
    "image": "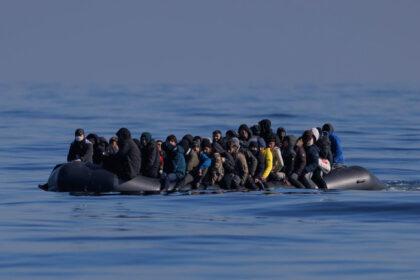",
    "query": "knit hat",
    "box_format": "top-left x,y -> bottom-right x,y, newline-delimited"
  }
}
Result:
191,140 -> 200,149
231,137 -> 240,148
311,127 -> 320,141
258,137 -> 266,148
75,128 -> 84,136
